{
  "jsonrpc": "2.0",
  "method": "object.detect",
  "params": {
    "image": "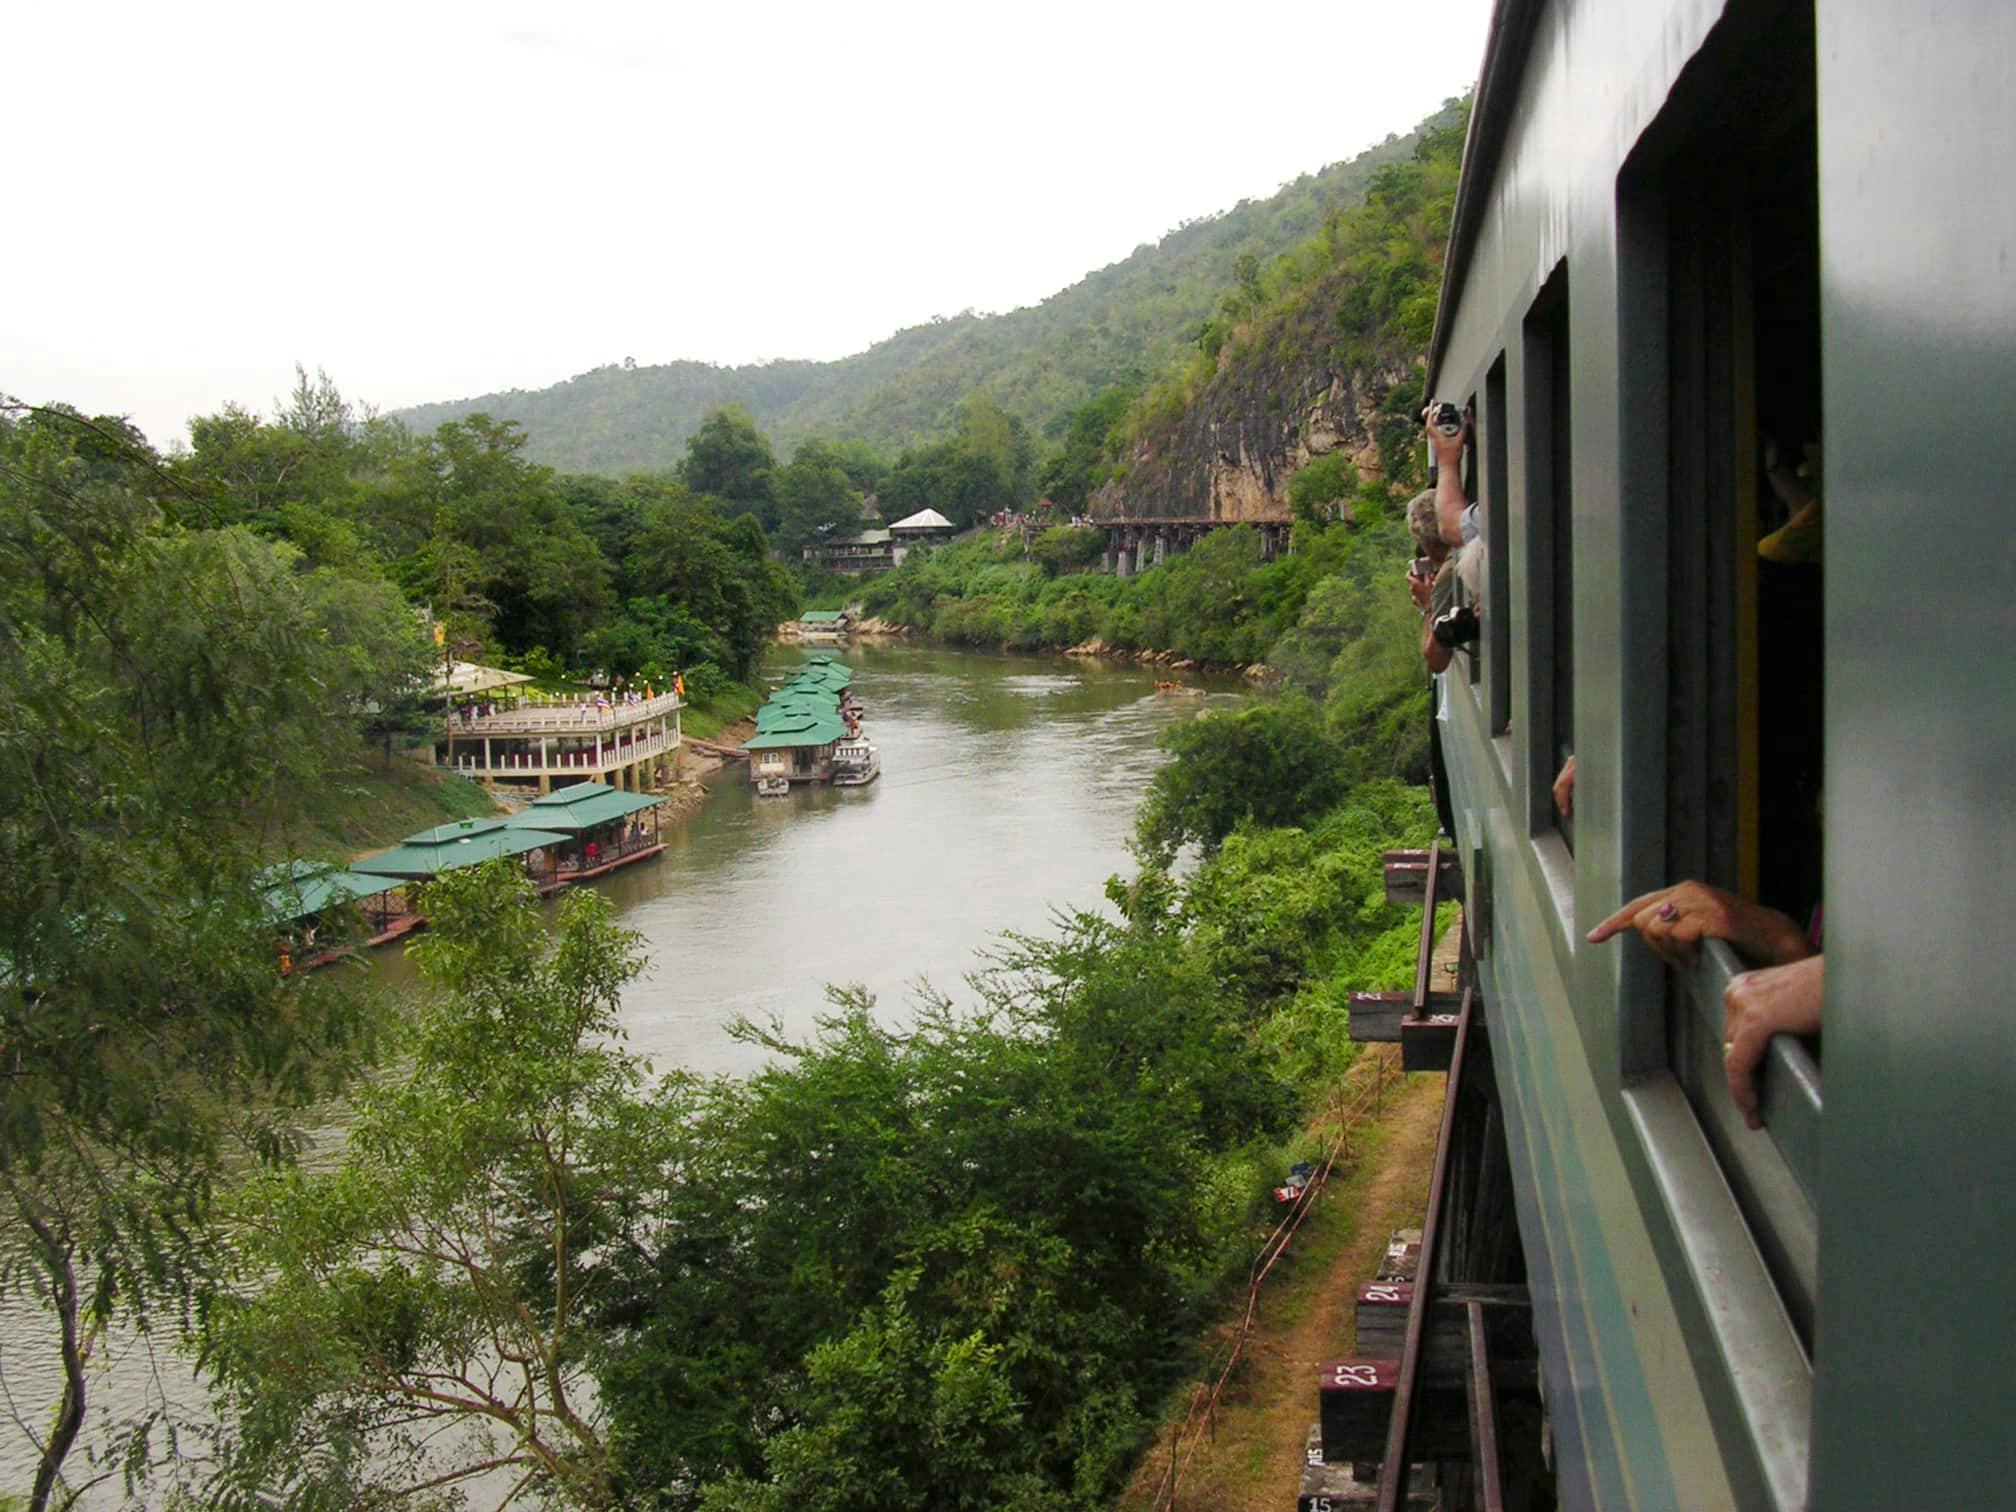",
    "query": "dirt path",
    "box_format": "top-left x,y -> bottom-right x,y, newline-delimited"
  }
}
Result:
1120,1048 -> 1446,1512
